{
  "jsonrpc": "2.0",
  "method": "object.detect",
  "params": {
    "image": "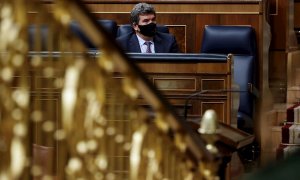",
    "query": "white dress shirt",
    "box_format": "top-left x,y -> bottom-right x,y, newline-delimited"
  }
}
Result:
136,34 -> 155,53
